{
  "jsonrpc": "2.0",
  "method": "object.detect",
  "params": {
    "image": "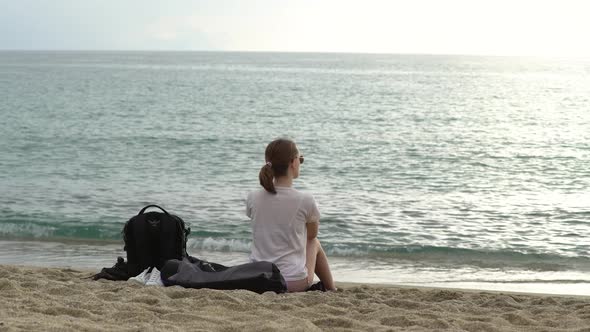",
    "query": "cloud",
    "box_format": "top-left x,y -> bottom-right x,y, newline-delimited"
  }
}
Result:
147,16 -> 188,41
143,16 -> 225,50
